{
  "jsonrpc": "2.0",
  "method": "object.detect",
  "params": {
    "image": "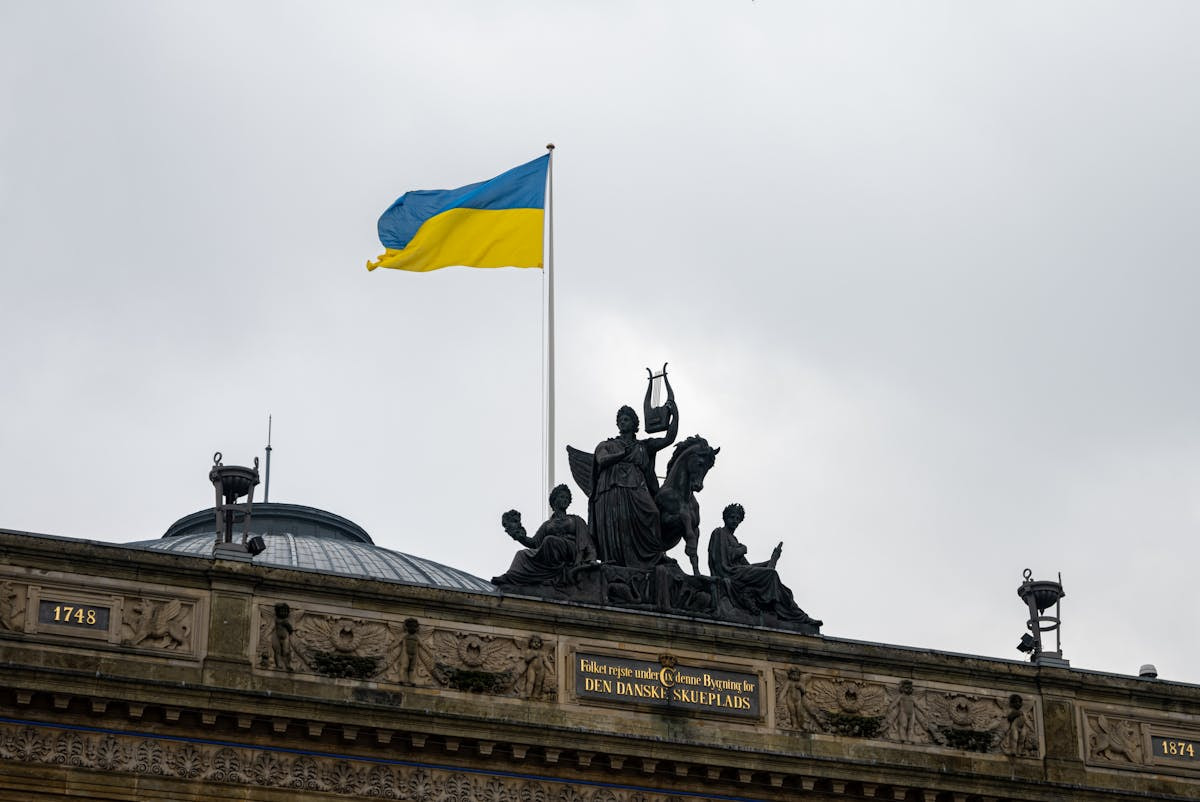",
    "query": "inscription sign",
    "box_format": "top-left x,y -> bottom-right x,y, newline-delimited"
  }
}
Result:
1153,736 -> 1200,762
575,653 -> 760,719
38,600 -> 110,630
